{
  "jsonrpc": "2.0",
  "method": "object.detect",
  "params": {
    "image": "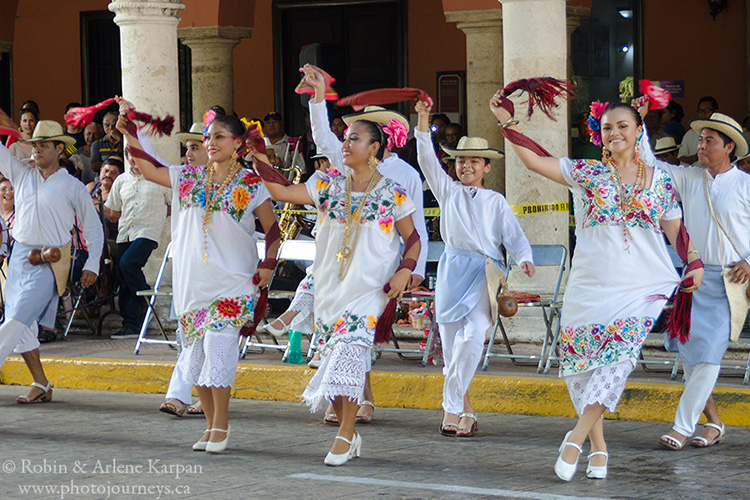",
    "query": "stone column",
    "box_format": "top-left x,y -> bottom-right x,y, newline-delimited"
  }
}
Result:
499,0 -> 569,247
444,9 -> 504,193
109,0 -> 184,315
179,26 -> 252,123
109,0 -> 185,165
747,0 -> 750,117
